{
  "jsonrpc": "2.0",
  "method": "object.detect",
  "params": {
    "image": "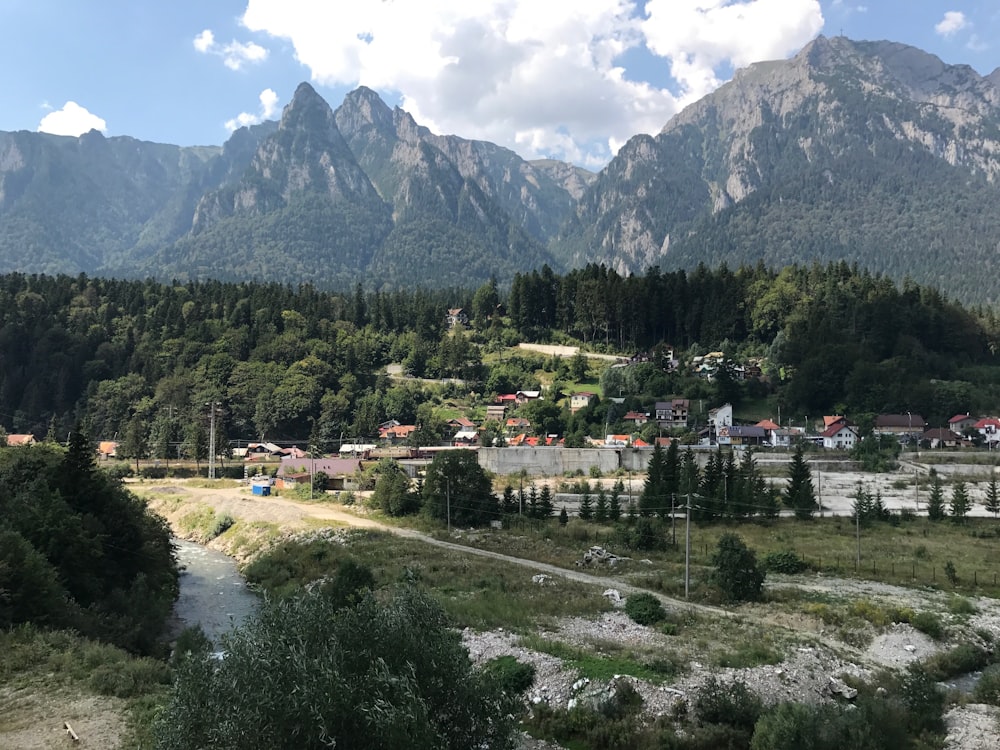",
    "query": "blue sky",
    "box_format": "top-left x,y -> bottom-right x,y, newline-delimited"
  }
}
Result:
2,1 -> 998,167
